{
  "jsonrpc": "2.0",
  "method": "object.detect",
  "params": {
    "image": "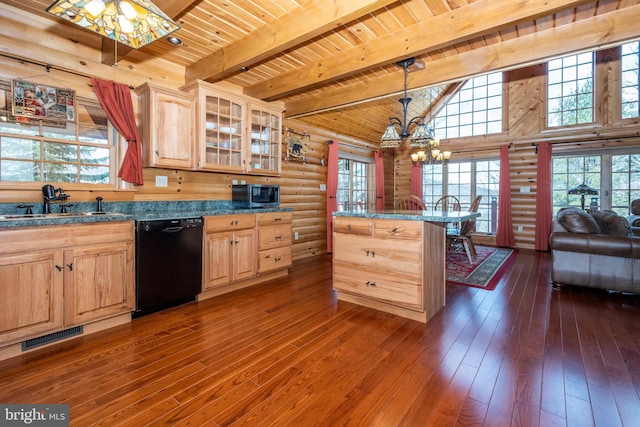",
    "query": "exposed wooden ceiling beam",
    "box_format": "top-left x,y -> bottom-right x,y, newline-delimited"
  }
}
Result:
285,4 -> 640,117
100,0 -> 199,66
247,0 -> 595,101
184,0 -> 398,83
